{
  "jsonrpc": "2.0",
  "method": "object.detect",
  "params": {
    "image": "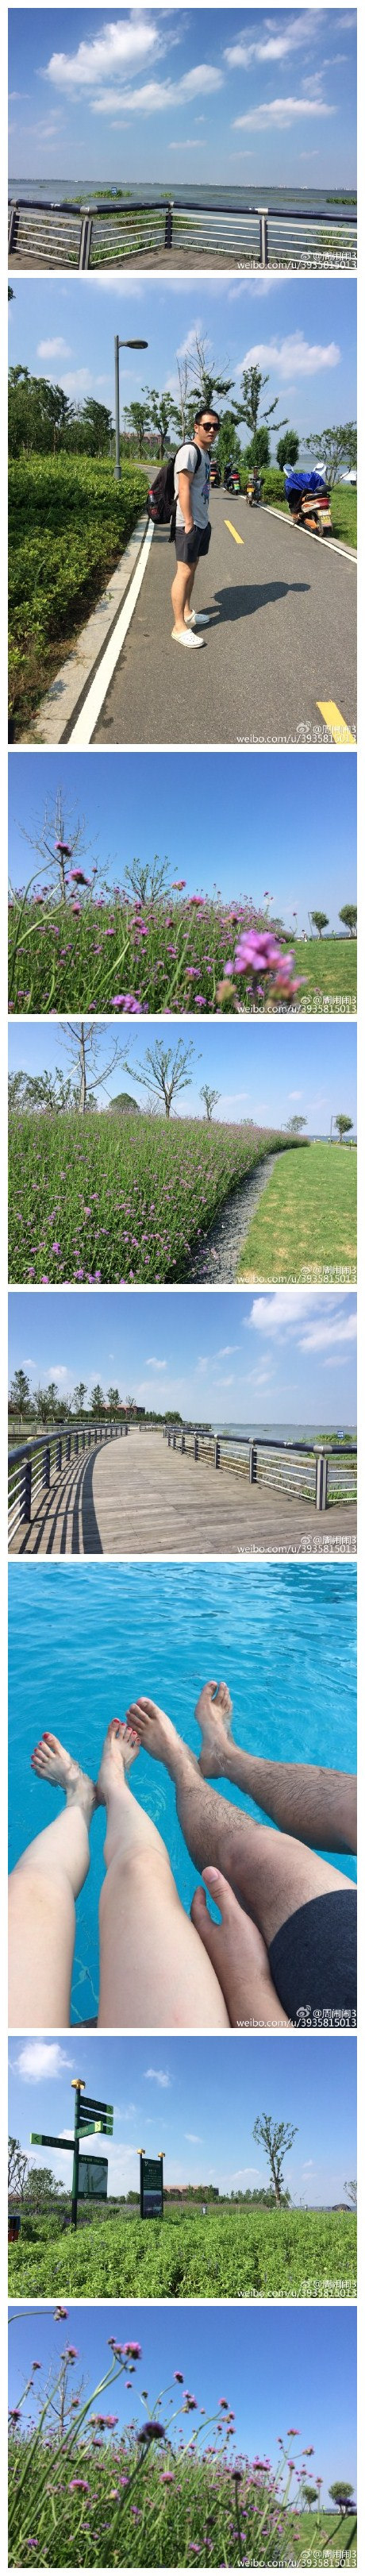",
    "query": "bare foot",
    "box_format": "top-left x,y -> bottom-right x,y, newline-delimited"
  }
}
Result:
126,1696 -> 197,1780
31,1732 -> 96,1825
190,1868 -> 290,2028
195,1680 -> 233,1778
95,1718 -> 140,1808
